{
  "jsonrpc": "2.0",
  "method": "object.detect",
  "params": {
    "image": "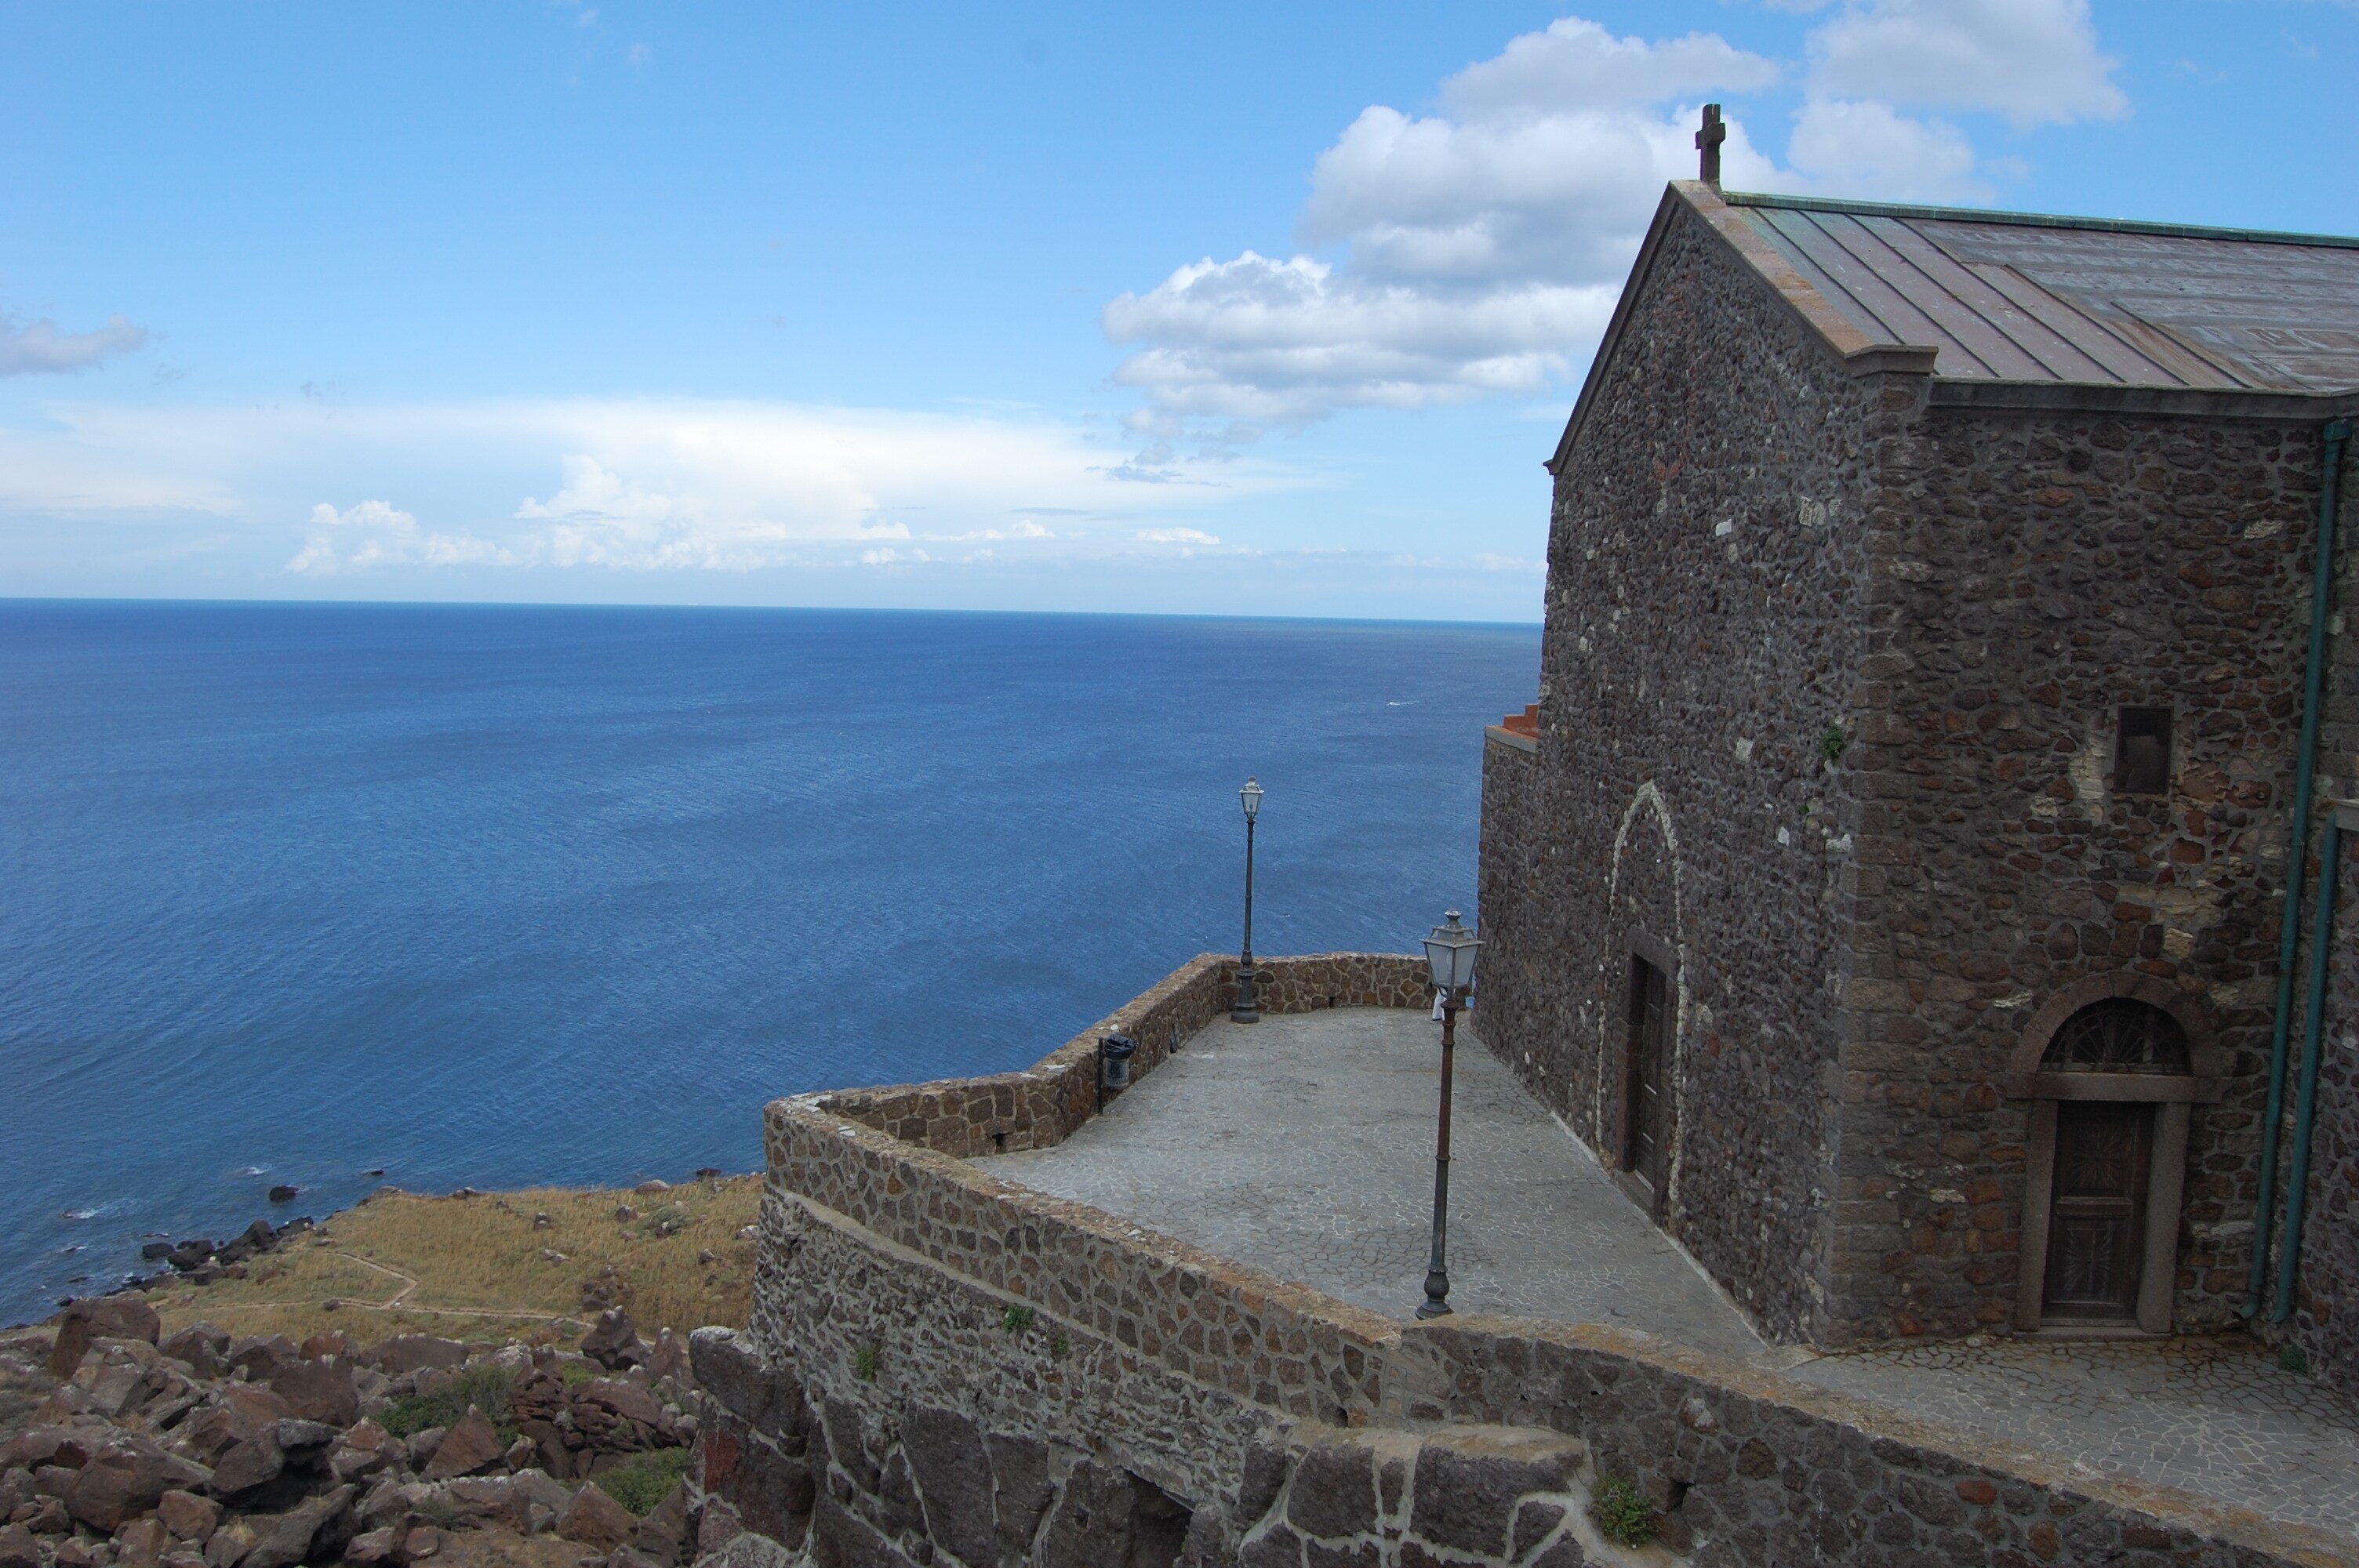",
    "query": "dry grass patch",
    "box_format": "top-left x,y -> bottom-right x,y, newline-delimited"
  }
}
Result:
431,1530 -> 591,1568
149,1178 -> 762,1348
